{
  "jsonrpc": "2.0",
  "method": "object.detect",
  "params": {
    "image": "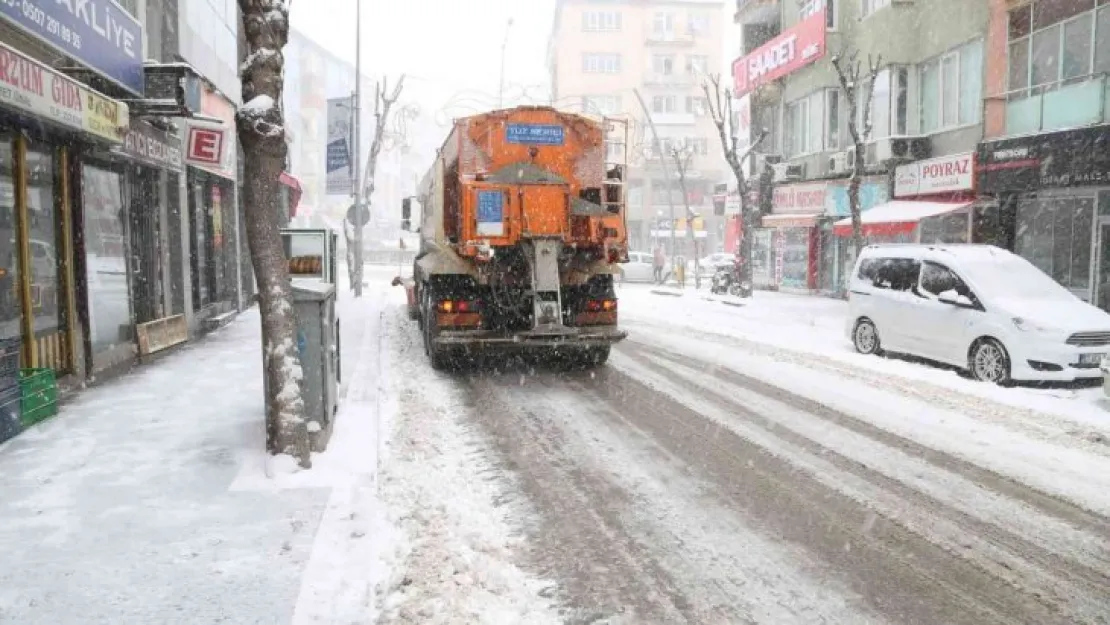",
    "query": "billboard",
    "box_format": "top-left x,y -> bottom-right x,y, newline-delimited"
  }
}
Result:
732,8 -> 827,97
326,97 -> 353,195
